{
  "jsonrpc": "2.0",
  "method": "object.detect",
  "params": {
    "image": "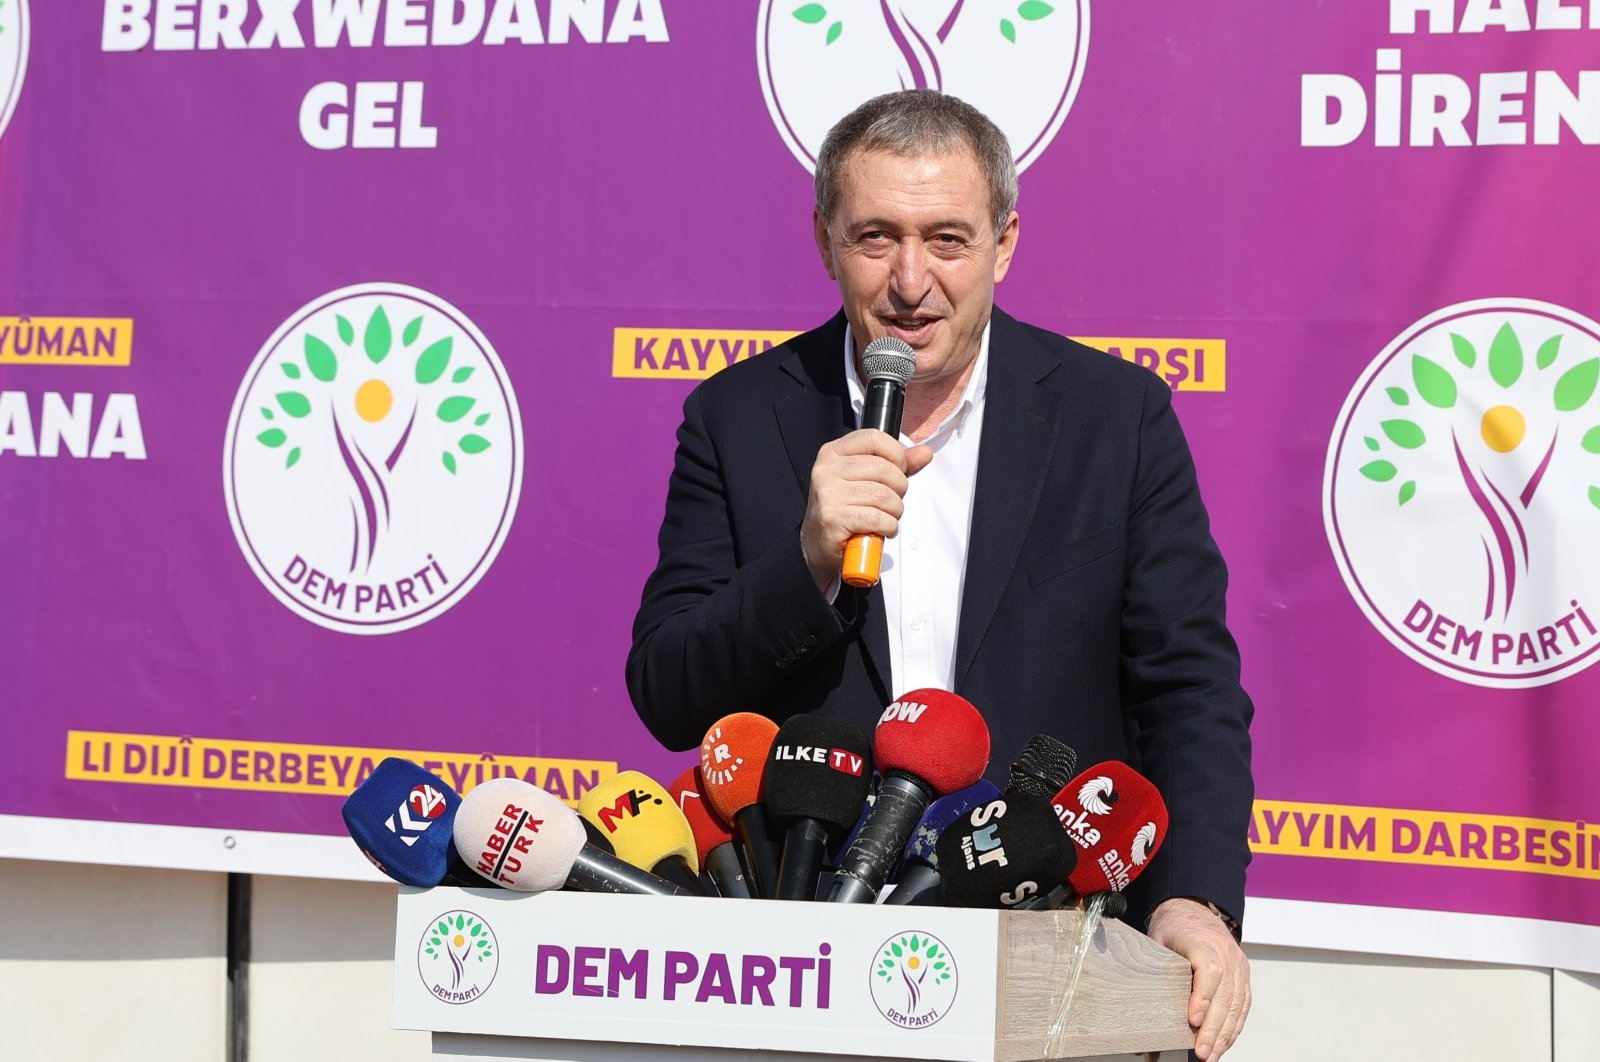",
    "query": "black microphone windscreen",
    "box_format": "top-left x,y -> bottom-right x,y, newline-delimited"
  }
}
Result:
764,715 -> 873,835
934,794 -> 1076,909
1009,735 -> 1078,799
